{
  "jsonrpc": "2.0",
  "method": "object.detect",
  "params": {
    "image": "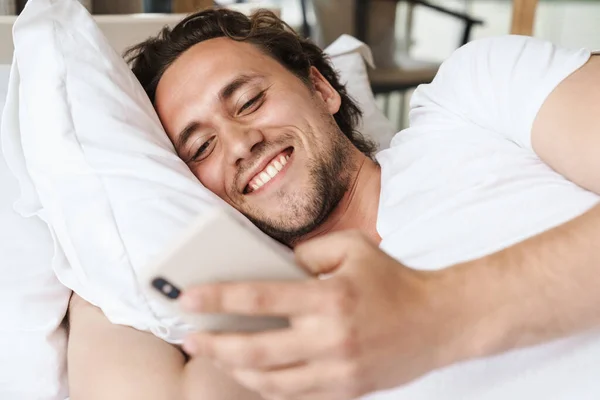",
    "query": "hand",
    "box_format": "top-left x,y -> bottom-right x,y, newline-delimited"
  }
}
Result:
180,231 -> 462,400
